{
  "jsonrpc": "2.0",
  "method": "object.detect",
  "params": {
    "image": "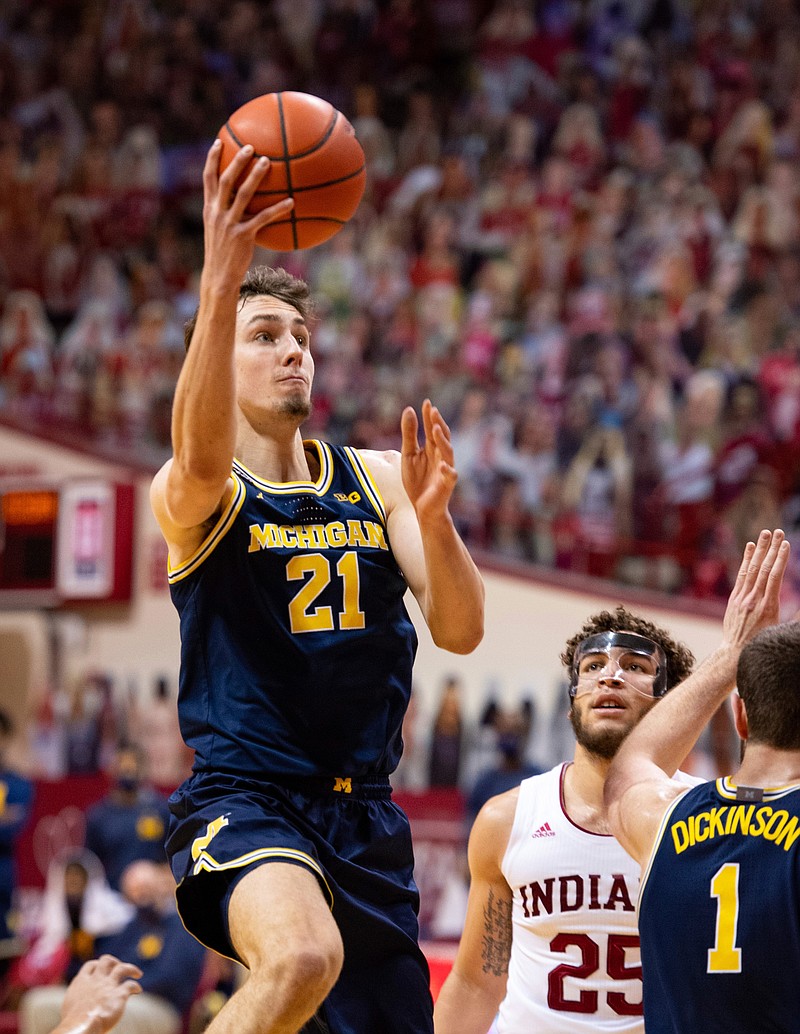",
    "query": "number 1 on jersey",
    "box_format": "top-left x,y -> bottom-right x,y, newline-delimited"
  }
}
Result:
708,862 -> 742,973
